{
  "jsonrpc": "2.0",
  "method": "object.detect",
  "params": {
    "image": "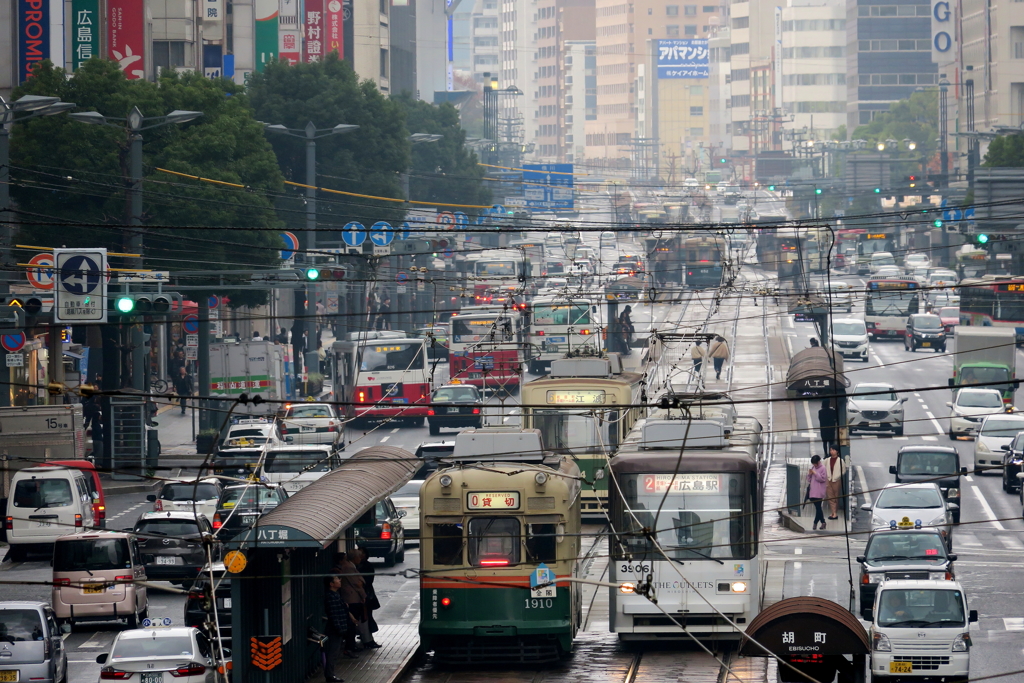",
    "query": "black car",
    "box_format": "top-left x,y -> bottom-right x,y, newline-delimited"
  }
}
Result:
904,313 -> 947,352
212,484 -> 289,541
133,511 -> 218,585
890,445 -> 966,523
354,498 -> 406,567
856,529 -> 956,618
427,385 -> 483,435
185,576 -> 232,641
1000,430 -> 1024,493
